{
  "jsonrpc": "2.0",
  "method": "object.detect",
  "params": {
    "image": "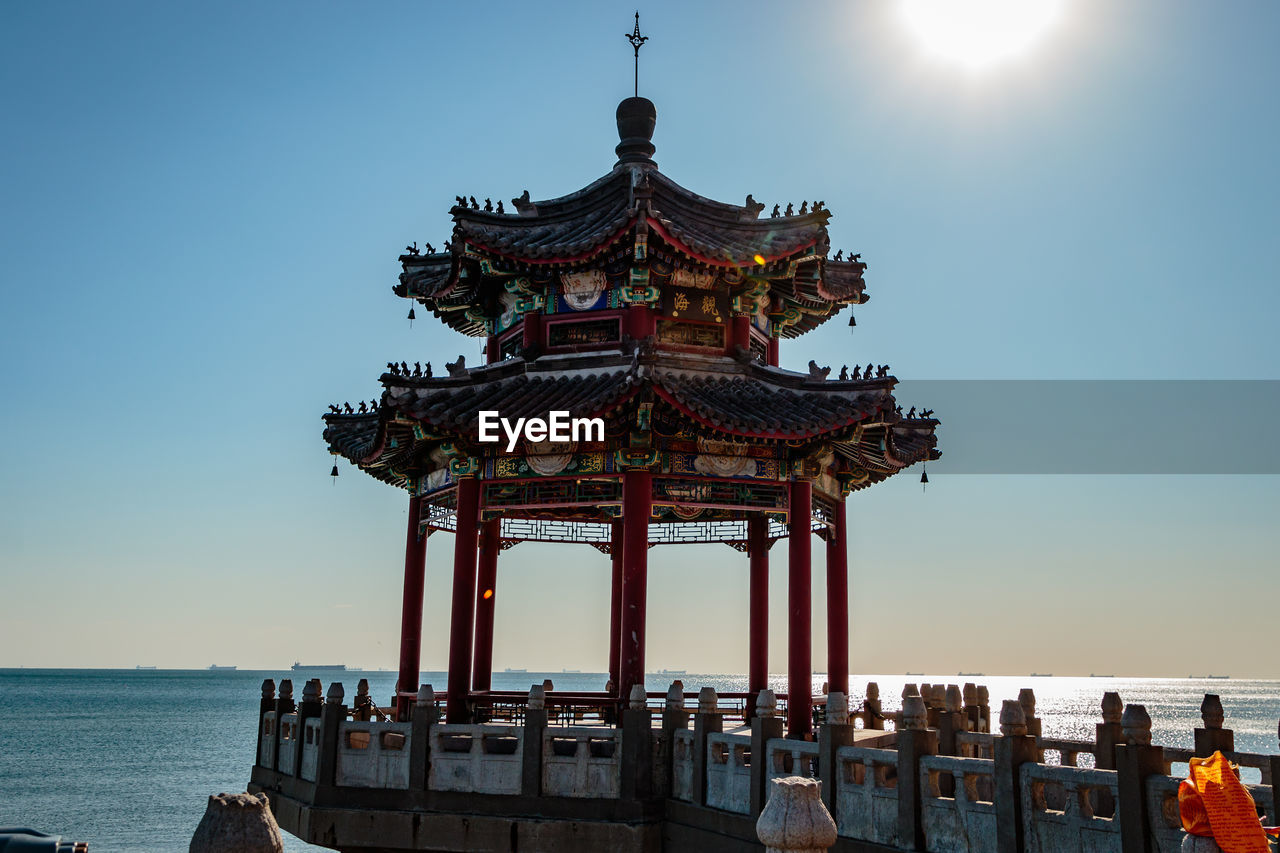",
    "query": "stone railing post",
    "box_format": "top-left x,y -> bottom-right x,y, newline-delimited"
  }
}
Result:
315,682 -> 345,787
352,678 -> 372,722
756,776 -> 837,853
993,699 -> 1037,853
977,685 -> 991,733
272,679 -> 295,773
1193,694 -> 1234,757
897,694 -> 937,852
621,683 -> 653,800
522,684 -> 548,797
656,681 -> 688,799
1096,691 -> 1125,770
1116,704 -> 1164,853
410,685 -> 437,789
751,689 -> 785,816
934,684 -> 967,796
409,681 -> 440,788
818,691 -> 855,815
864,681 -> 884,730
294,680 -> 323,781
692,687 -> 723,807
928,685 -> 946,729
962,683 -> 980,735
1018,688 -> 1041,738
256,679 -> 275,766
938,685 -> 967,755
